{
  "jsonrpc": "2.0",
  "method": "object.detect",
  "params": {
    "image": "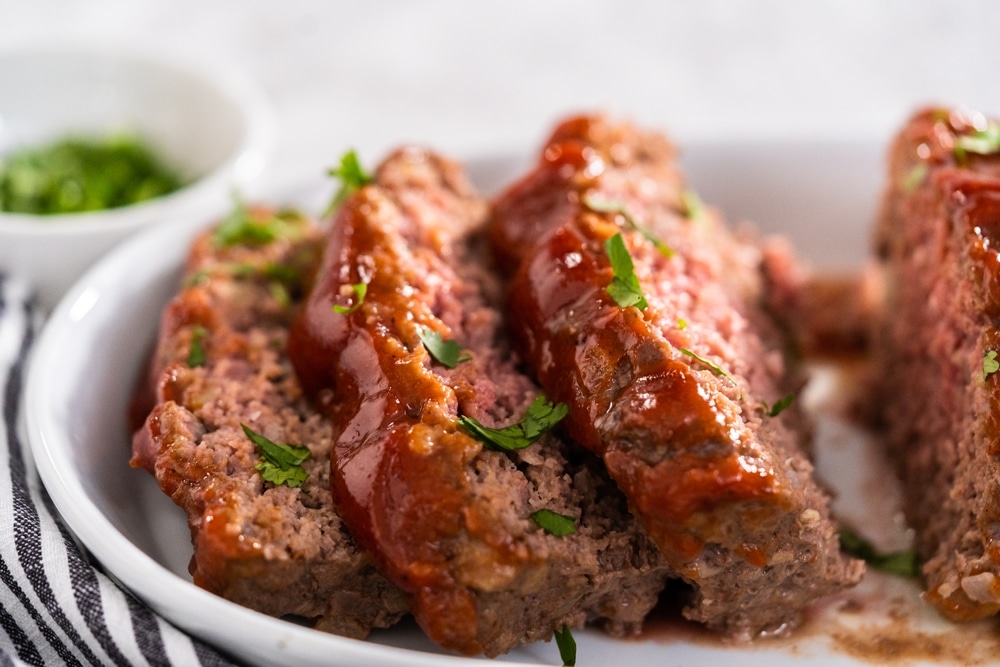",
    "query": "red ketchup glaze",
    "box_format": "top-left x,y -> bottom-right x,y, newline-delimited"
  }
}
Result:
288,183 -> 537,655
493,115 -> 782,566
